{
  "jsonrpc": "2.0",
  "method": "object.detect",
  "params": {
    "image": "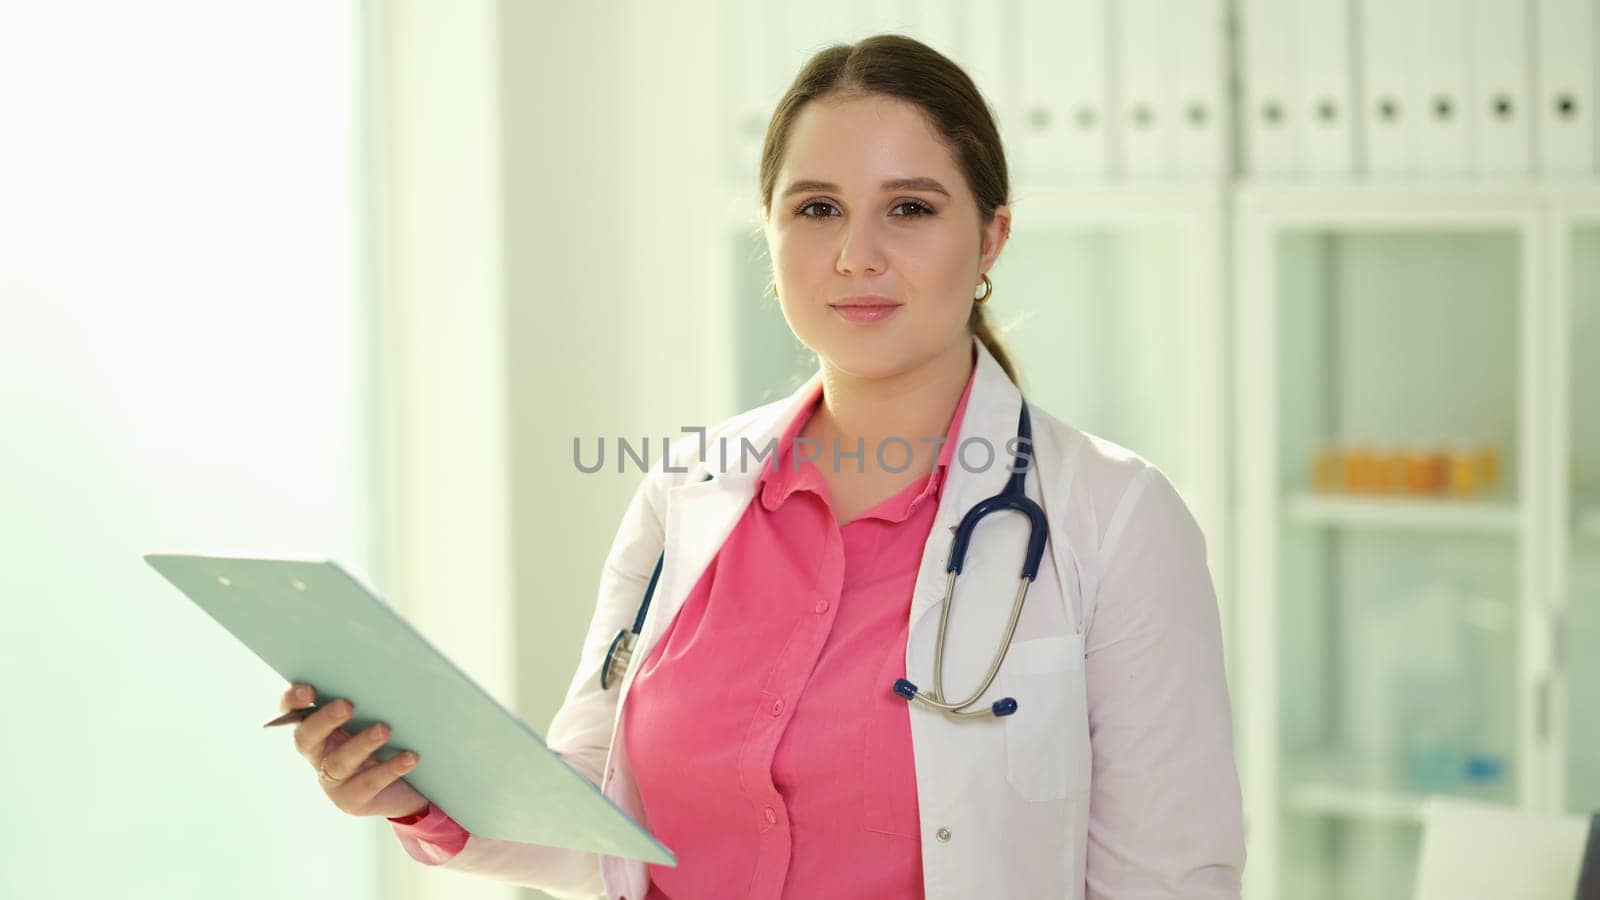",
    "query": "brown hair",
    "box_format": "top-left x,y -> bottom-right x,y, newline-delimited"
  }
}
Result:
757,33 -> 1021,386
